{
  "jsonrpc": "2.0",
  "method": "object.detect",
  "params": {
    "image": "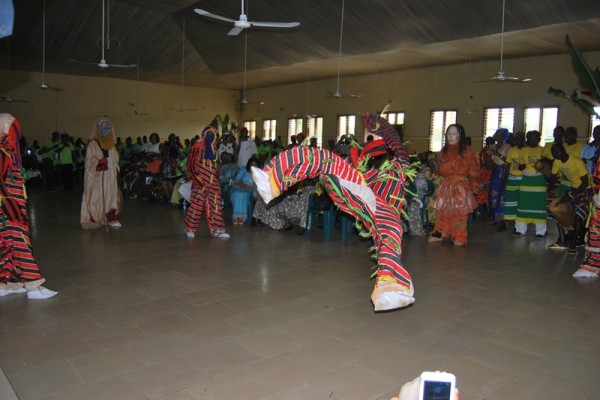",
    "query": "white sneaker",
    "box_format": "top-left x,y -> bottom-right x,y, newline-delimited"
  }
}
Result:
573,269 -> 600,278
210,230 -> 230,239
27,286 -> 58,299
0,287 -> 26,297
108,221 -> 122,229
185,230 -> 195,238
